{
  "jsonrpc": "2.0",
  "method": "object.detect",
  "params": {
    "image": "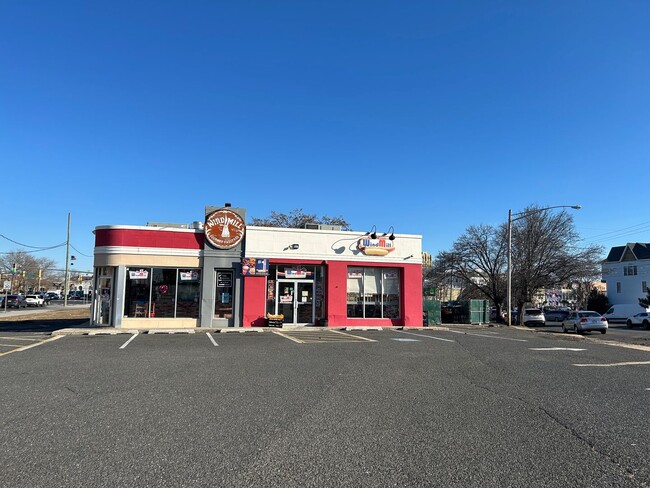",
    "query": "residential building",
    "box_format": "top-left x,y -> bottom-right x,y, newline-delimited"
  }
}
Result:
601,243 -> 650,305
